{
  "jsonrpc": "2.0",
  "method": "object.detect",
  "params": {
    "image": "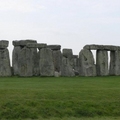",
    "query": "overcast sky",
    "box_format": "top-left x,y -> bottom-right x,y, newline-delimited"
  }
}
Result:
0,0 -> 120,57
